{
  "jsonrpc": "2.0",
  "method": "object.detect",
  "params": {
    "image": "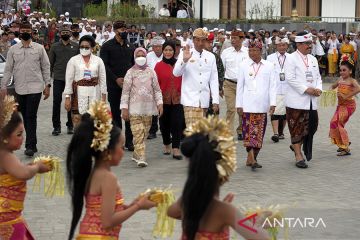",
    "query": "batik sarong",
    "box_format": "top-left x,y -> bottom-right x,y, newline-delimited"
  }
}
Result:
242,113 -> 267,149
130,115 -> 152,161
0,174 -> 34,240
